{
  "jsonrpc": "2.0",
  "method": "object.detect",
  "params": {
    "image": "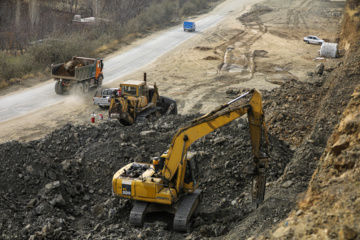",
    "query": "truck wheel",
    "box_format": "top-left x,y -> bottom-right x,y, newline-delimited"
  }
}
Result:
55,81 -> 63,95
83,81 -> 90,93
74,83 -> 84,94
98,75 -> 103,87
